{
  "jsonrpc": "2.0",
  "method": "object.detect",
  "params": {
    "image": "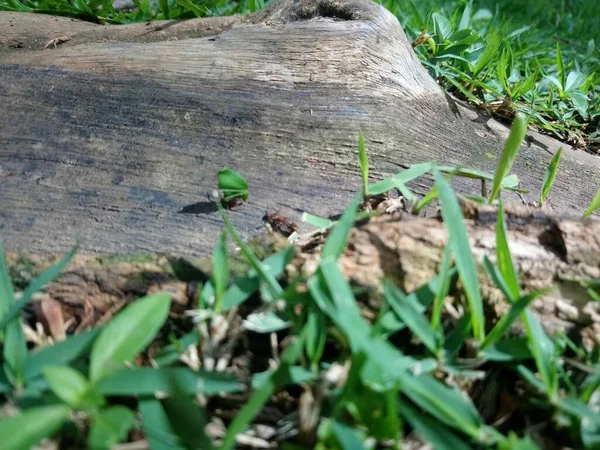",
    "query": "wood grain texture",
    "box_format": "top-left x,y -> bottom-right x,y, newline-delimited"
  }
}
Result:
1,0 -> 599,257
